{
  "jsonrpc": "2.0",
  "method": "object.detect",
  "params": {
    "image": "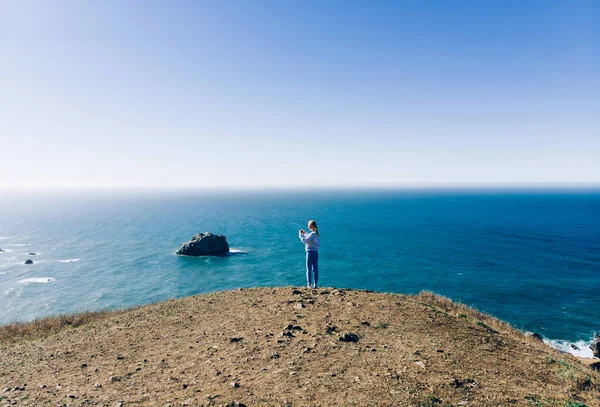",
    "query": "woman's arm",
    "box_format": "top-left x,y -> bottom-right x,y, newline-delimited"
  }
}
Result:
299,231 -> 315,243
